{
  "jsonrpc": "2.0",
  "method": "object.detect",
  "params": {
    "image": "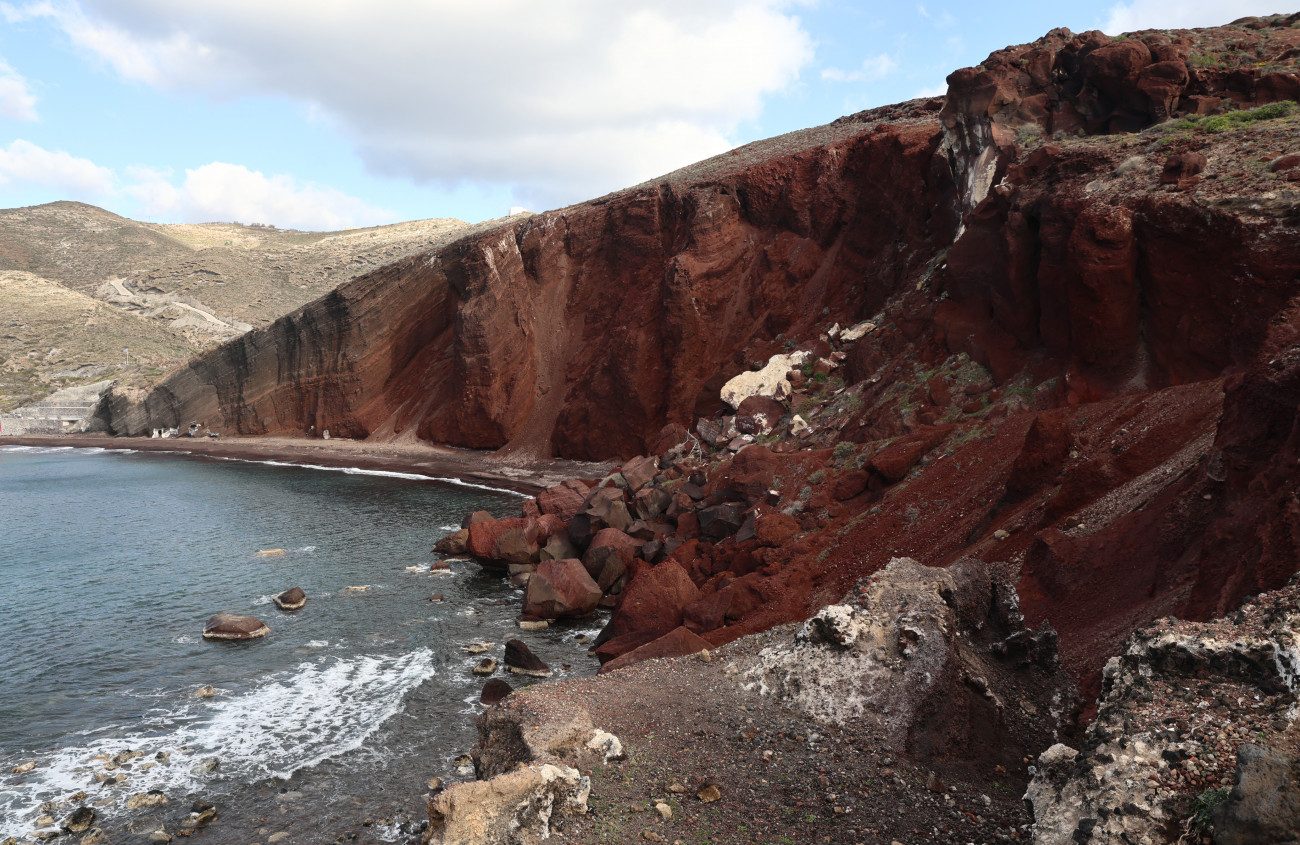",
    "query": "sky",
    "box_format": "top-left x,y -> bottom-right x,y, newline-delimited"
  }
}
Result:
0,0 -> 1280,229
